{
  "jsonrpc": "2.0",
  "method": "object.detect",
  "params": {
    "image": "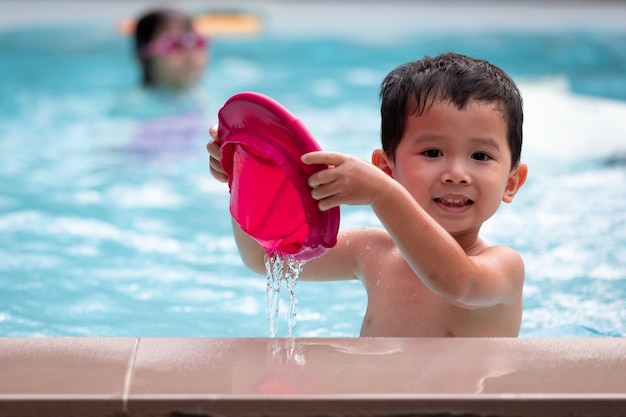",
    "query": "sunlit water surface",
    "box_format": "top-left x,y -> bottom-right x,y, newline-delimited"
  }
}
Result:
0,24 -> 625,337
